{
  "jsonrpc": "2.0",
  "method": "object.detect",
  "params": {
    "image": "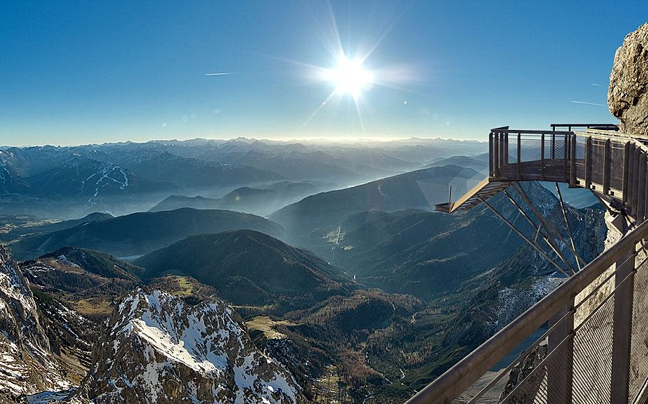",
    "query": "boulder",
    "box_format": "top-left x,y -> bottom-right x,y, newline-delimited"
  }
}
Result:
608,22 -> 648,135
